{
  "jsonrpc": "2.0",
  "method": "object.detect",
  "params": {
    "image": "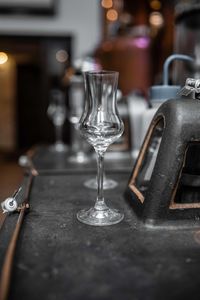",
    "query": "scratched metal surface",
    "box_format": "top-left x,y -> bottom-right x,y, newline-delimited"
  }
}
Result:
1,172 -> 200,300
